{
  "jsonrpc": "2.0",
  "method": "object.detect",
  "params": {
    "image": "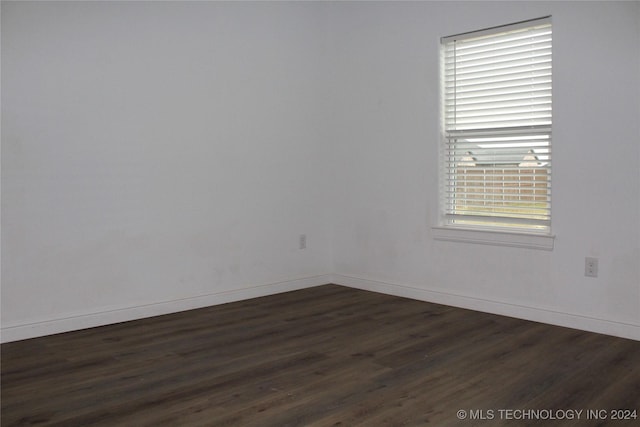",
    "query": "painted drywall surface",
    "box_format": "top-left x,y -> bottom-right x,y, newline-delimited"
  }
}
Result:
2,0 -> 639,341
1,1 -> 332,332
328,1 -> 640,333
